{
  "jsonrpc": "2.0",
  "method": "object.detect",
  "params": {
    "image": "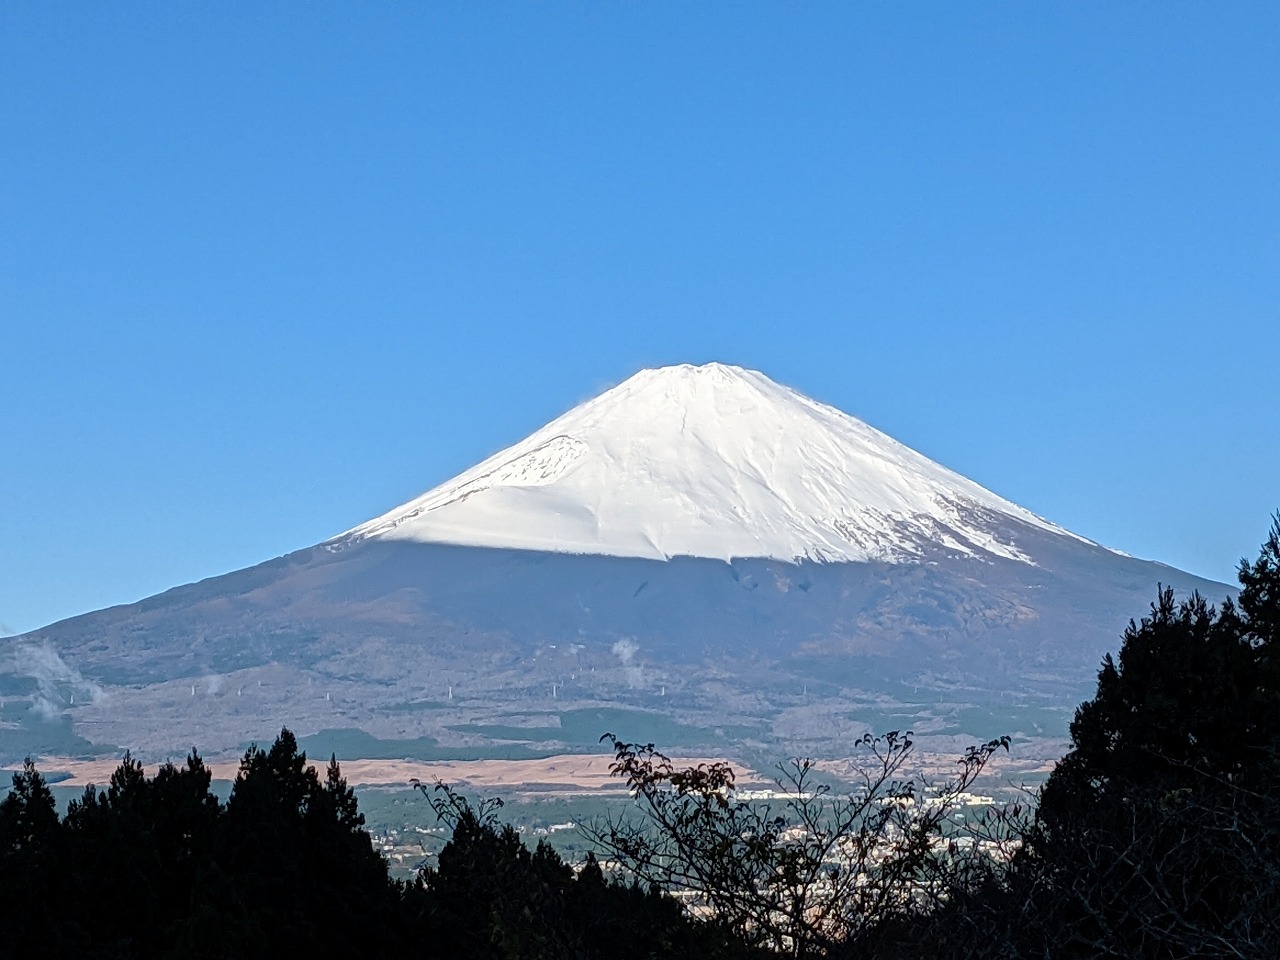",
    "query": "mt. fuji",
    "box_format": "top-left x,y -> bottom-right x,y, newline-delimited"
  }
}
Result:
342,363 -> 1089,566
2,364 -> 1228,764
